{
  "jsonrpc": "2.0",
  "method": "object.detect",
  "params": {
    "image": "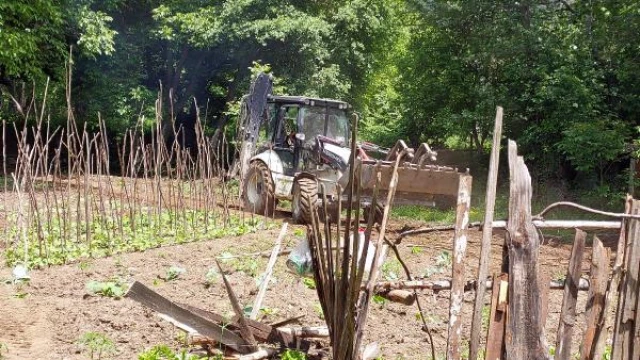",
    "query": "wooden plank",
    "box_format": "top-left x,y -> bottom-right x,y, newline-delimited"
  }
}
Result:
359,161 -> 462,196
446,173 -> 472,360
470,106 -> 503,360
612,199 -> 640,360
492,220 -> 622,229
504,140 -> 548,358
555,229 -> 587,359
581,236 -> 611,360
125,281 -> 250,353
631,202 -> 640,360
485,273 -> 507,360
594,197 -> 631,360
